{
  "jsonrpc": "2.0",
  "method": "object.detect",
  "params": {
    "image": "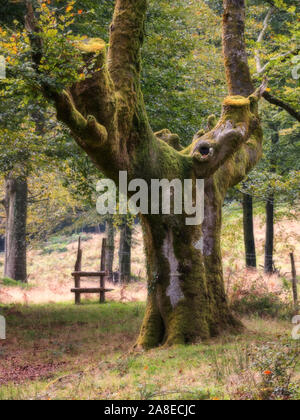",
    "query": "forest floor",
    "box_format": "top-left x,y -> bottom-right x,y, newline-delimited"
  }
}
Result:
0,302 -> 299,400
0,203 -> 299,400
